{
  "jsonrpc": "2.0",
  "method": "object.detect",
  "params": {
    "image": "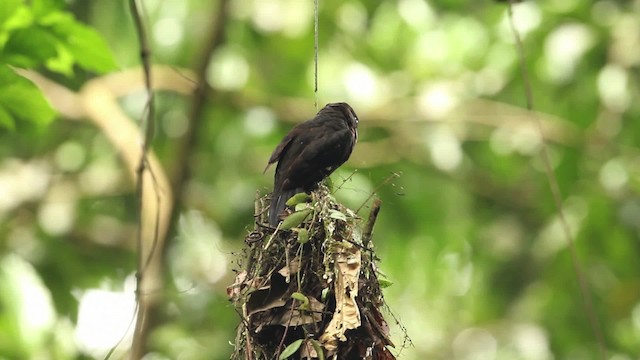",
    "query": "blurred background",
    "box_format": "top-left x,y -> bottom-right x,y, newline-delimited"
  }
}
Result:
1,0 -> 639,359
